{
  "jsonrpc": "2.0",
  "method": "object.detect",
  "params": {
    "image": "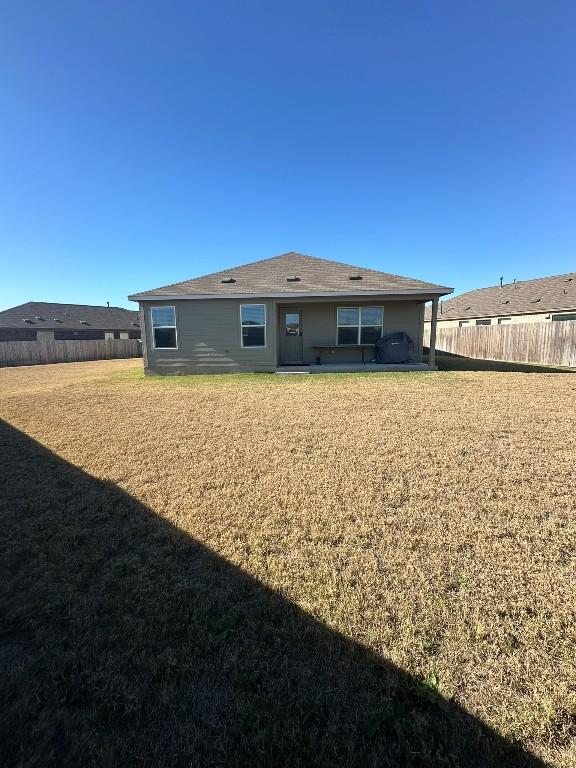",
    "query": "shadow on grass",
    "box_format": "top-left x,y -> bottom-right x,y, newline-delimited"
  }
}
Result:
0,420 -> 545,767
426,349 -> 575,373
